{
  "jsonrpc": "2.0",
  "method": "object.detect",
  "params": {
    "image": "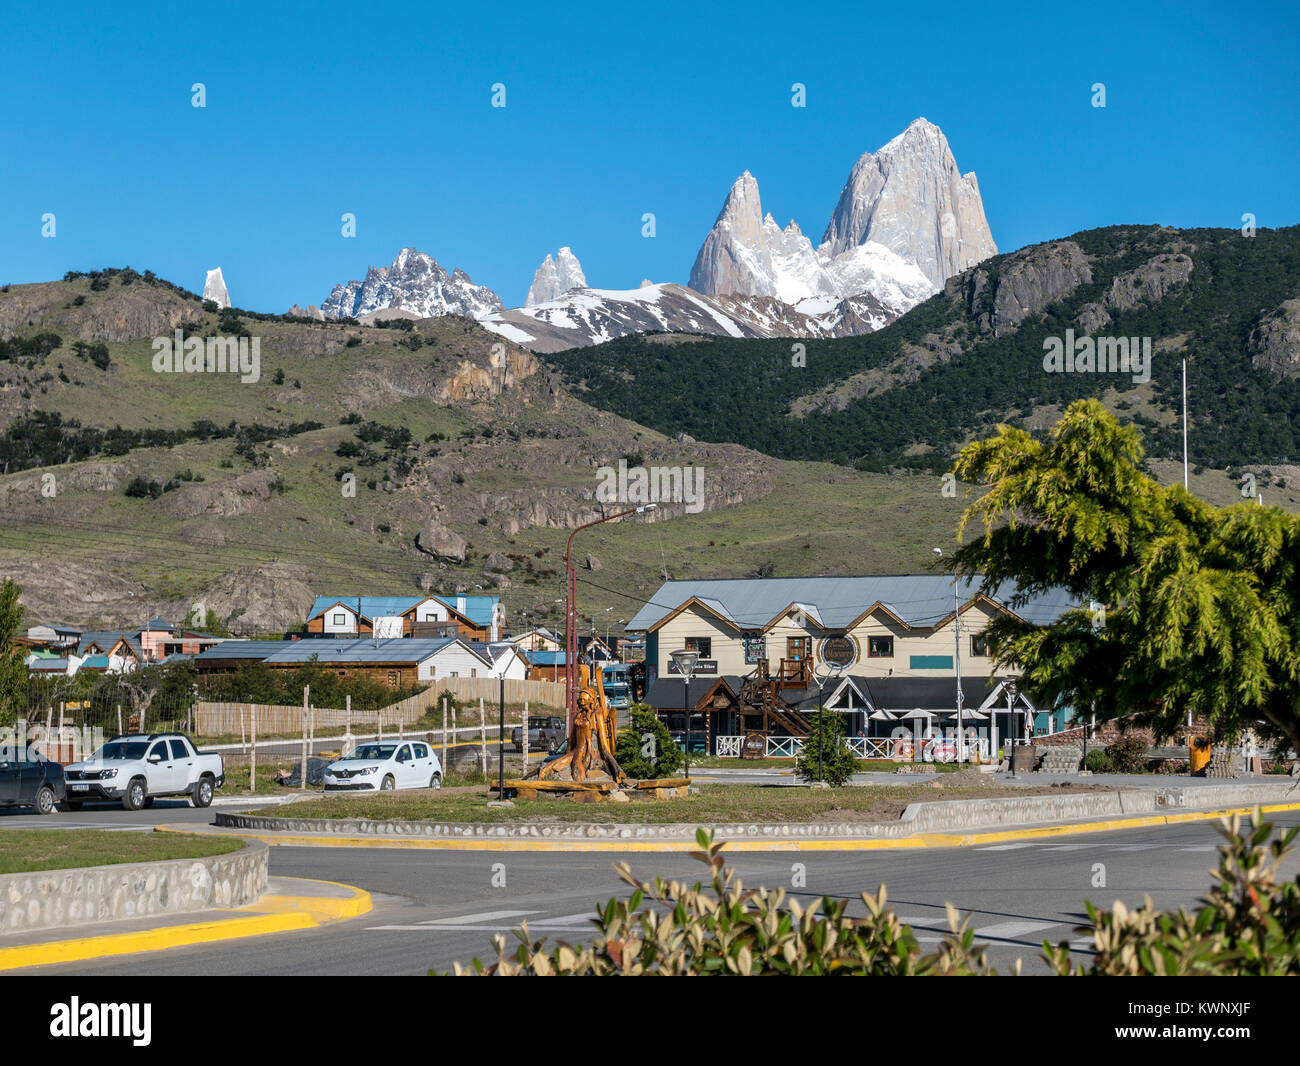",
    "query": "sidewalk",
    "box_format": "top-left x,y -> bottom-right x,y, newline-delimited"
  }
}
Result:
0,875 -> 370,971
